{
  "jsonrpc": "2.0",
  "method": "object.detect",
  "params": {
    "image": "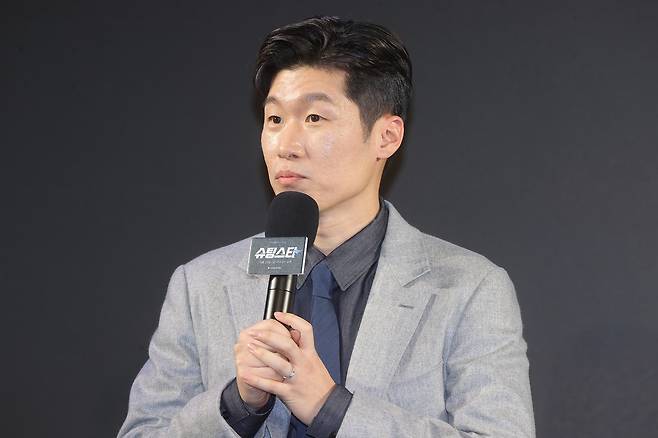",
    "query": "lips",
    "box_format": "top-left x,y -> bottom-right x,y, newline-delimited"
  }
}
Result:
275,170 -> 306,182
